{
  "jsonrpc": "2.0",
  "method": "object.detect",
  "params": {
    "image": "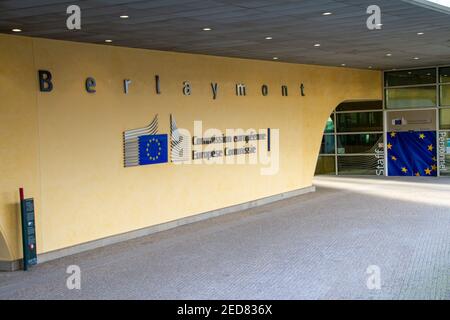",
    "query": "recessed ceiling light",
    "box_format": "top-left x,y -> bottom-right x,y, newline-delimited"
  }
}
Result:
341,63 -> 346,67
12,28 -> 22,32
105,39 -> 113,43
120,15 -> 129,19
314,43 -> 321,47
265,36 -> 273,40
273,57 -> 279,60
413,57 -> 420,60
386,53 -> 392,56
203,27 -> 212,31
417,32 -> 424,35
322,12 -> 333,15
368,66 -> 373,69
